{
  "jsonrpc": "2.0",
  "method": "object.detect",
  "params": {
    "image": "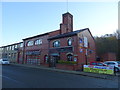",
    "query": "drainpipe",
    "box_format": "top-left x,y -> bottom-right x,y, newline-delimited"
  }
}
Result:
48,39 -> 51,67
22,41 -> 25,64
85,49 -> 88,65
